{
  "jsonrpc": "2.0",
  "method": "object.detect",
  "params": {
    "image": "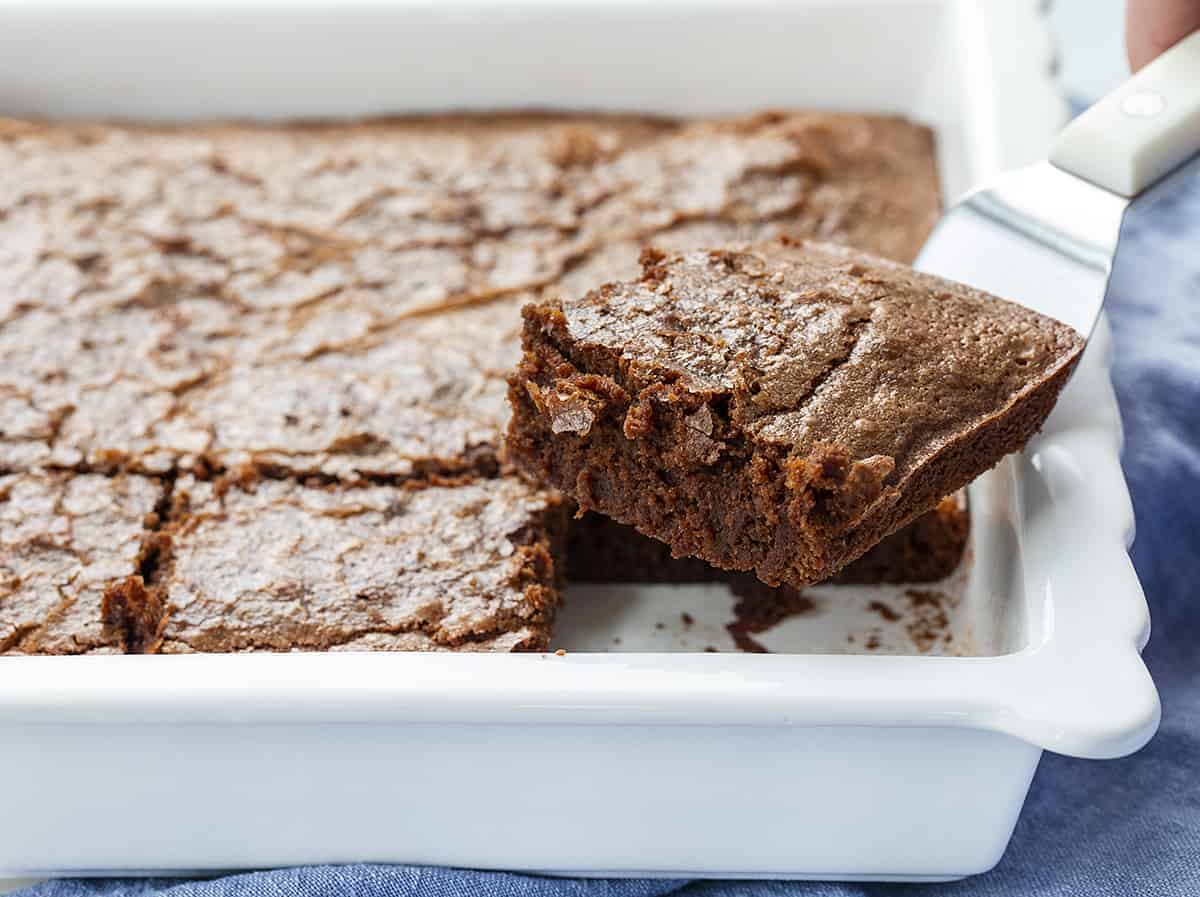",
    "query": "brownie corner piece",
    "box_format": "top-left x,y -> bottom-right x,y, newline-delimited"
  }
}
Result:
506,239 -> 1082,588
151,474 -> 567,654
